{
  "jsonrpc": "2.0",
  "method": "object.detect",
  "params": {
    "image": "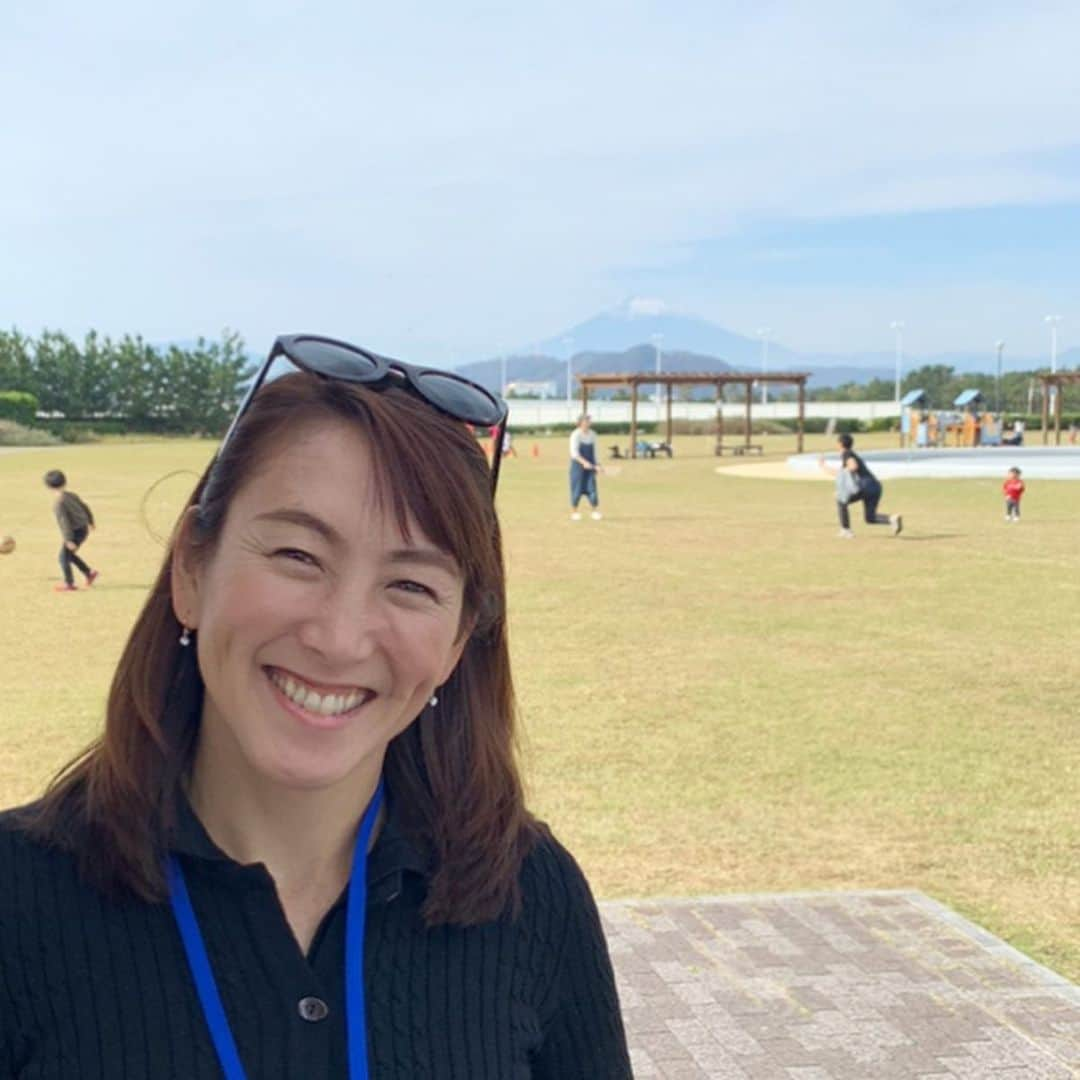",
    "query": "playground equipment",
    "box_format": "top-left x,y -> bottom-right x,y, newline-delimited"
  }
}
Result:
899,389 -> 928,447
899,388 -> 1007,449
950,389 -> 986,447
